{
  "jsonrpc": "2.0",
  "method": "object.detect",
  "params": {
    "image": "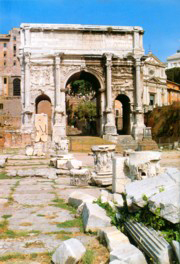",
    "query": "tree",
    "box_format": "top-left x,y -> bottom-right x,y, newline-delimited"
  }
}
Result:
74,101 -> 96,121
165,67 -> 180,84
